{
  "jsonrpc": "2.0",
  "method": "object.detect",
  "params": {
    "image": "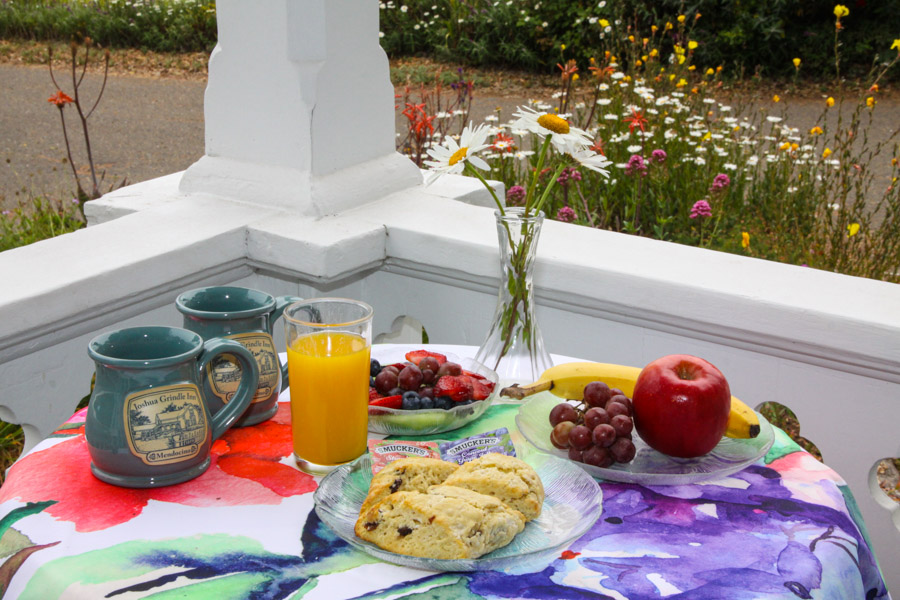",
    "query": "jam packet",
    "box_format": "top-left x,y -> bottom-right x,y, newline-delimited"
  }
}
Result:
438,428 -> 516,465
368,439 -> 441,474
